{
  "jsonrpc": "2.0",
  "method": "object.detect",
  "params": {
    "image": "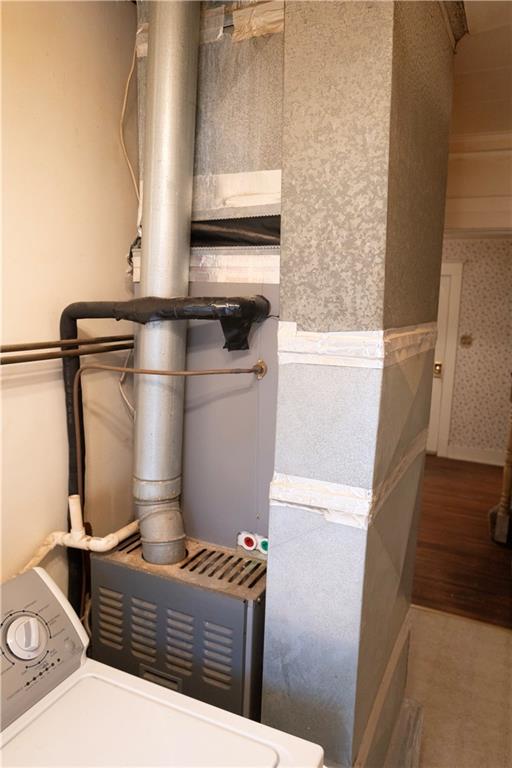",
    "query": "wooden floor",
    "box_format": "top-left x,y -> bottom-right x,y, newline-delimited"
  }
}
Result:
413,455 -> 512,629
